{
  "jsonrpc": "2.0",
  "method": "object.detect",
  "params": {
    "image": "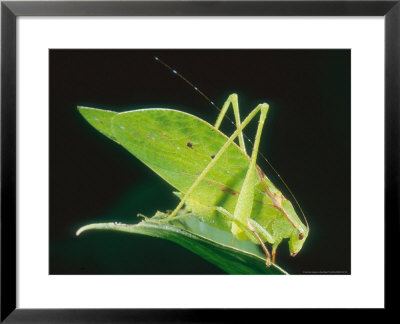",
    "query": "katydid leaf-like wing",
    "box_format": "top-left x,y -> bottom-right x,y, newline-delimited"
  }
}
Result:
77,106 -> 288,274
78,106 -> 118,141
79,107 -> 282,229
